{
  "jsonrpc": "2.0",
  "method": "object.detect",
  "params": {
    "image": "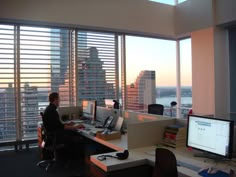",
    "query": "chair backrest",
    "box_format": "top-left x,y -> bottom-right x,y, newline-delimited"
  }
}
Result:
148,104 -> 164,115
40,112 -> 55,147
152,148 -> 178,177
40,111 -> 52,134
